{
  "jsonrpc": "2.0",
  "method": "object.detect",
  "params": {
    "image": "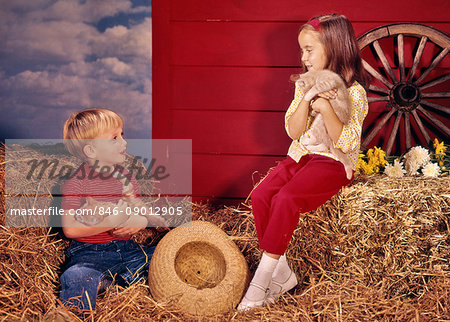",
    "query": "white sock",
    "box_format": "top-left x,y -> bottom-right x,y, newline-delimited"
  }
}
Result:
271,254 -> 292,283
243,253 -> 279,301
